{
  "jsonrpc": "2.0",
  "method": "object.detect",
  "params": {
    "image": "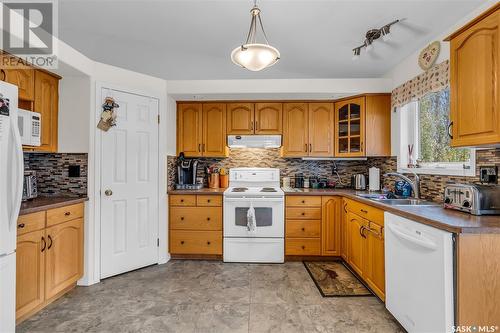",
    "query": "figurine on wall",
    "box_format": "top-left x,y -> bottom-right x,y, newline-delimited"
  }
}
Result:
97,97 -> 119,131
